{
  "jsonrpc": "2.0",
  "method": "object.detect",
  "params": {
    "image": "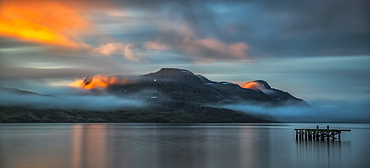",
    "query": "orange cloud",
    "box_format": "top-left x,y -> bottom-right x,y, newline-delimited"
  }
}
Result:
147,25 -> 249,63
196,38 -> 248,59
145,41 -> 169,51
69,75 -> 131,89
0,0 -> 90,47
